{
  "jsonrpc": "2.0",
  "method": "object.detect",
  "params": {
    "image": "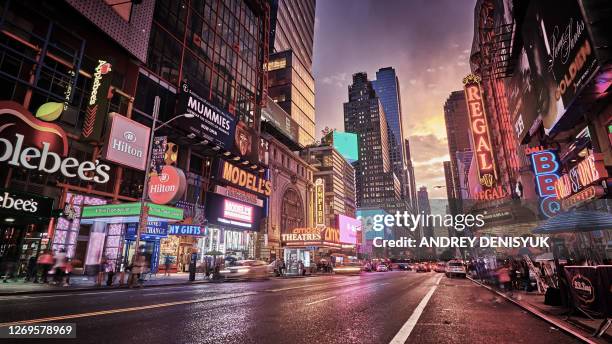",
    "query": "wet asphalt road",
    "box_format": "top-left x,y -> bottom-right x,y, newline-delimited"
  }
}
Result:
0,271 -> 580,344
